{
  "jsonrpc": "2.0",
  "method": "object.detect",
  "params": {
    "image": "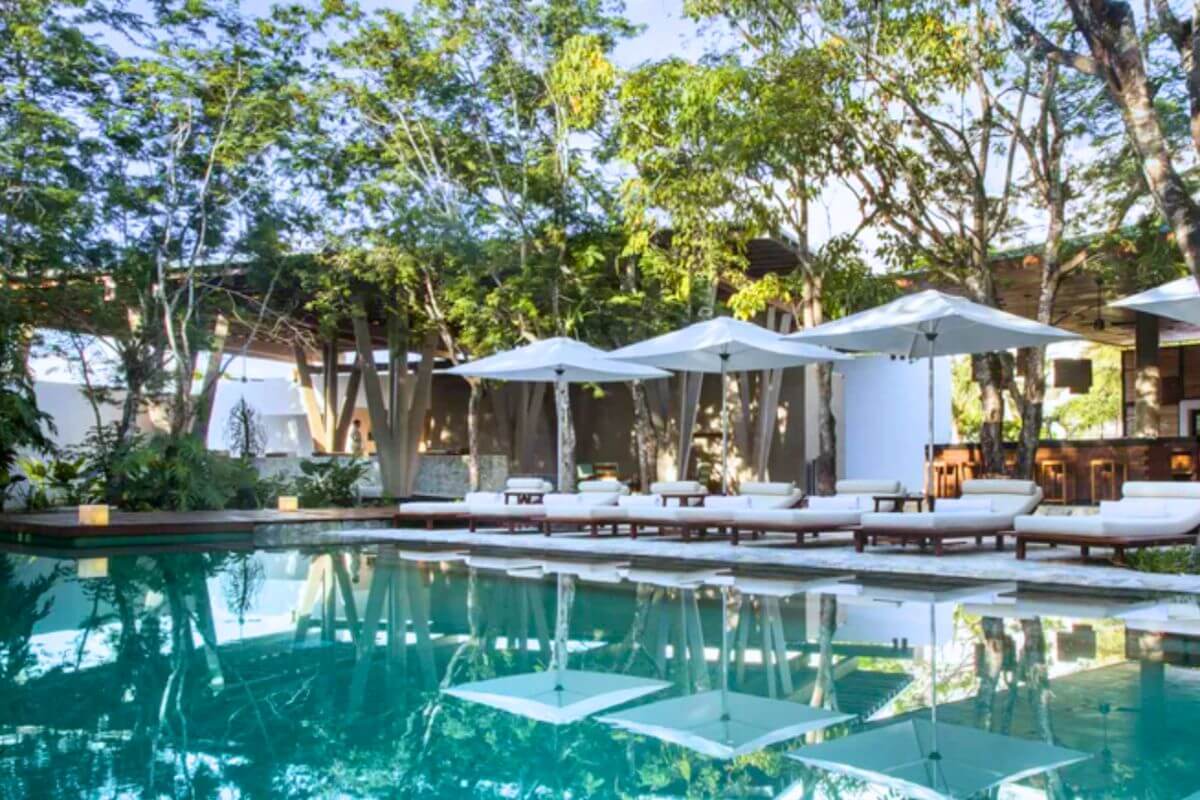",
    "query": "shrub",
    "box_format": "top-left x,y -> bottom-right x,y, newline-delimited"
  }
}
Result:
1125,547 -> 1200,575
17,455 -> 87,510
102,433 -> 261,511
291,458 -> 370,508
